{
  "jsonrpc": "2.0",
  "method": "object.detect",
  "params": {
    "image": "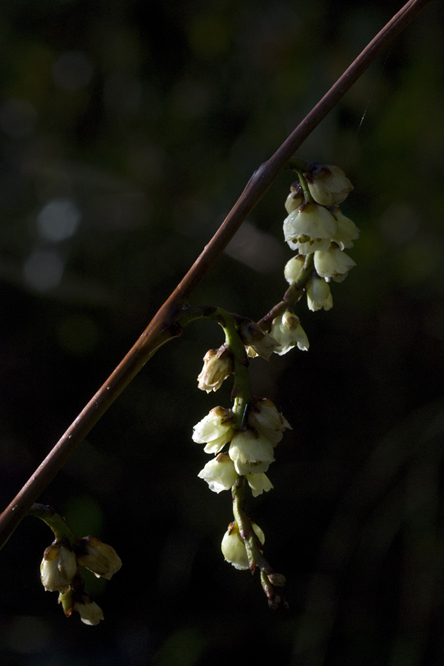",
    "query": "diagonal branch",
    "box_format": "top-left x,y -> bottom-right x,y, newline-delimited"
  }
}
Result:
0,0 -> 434,551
